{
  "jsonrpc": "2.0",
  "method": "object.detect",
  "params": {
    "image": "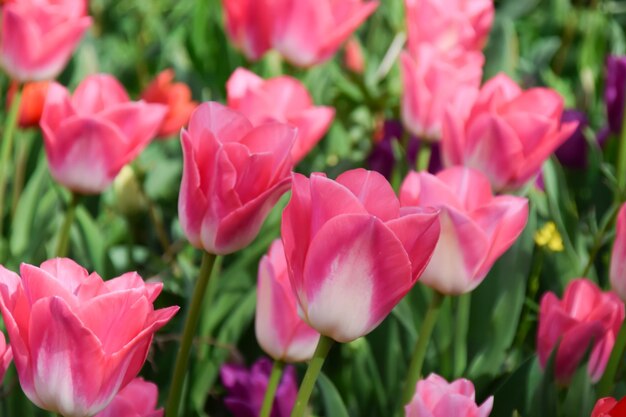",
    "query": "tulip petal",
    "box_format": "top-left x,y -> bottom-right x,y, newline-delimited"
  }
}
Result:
40,83 -> 77,138
72,75 -> 130,115
287,106 -> 335,164
336,168 -> 400,221
611,204 -> 626,301
226,68 -> 265,109
187,102 -> 252,146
